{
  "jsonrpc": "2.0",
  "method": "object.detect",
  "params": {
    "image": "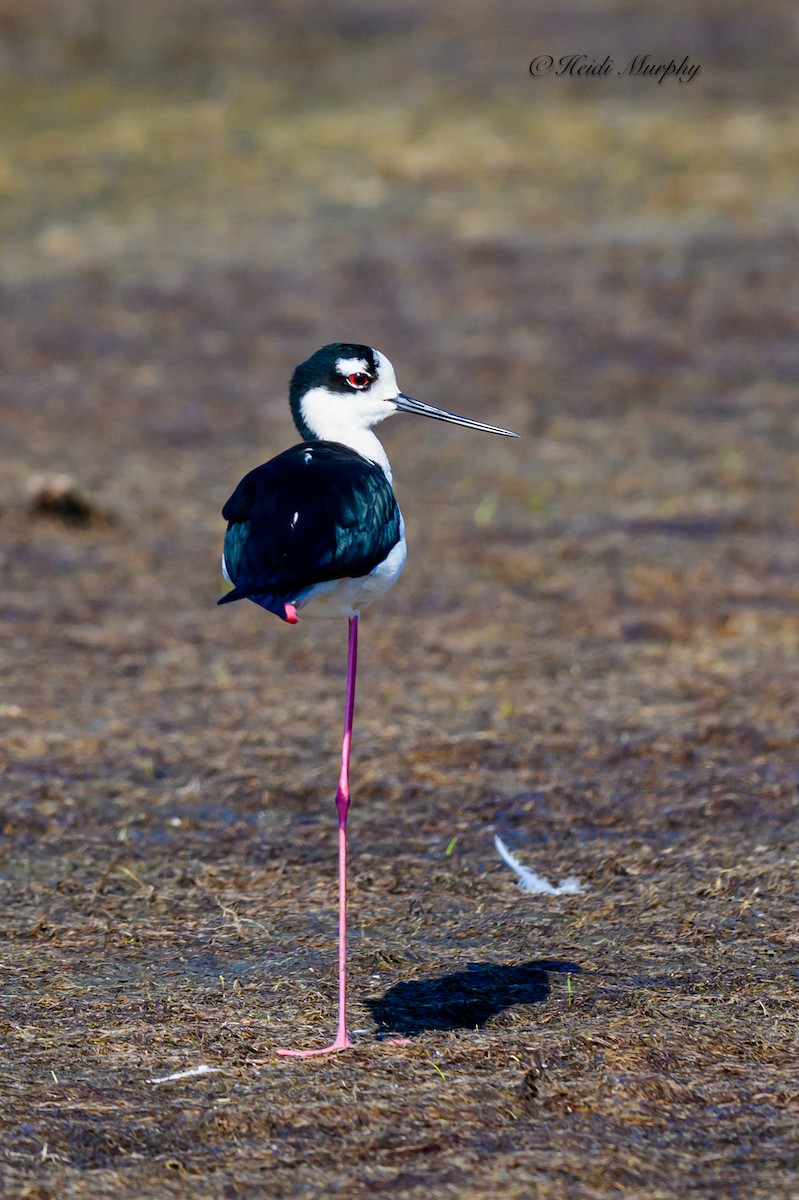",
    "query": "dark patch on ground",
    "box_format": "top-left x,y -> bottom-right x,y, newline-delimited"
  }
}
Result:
369,960 -> 579,1036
